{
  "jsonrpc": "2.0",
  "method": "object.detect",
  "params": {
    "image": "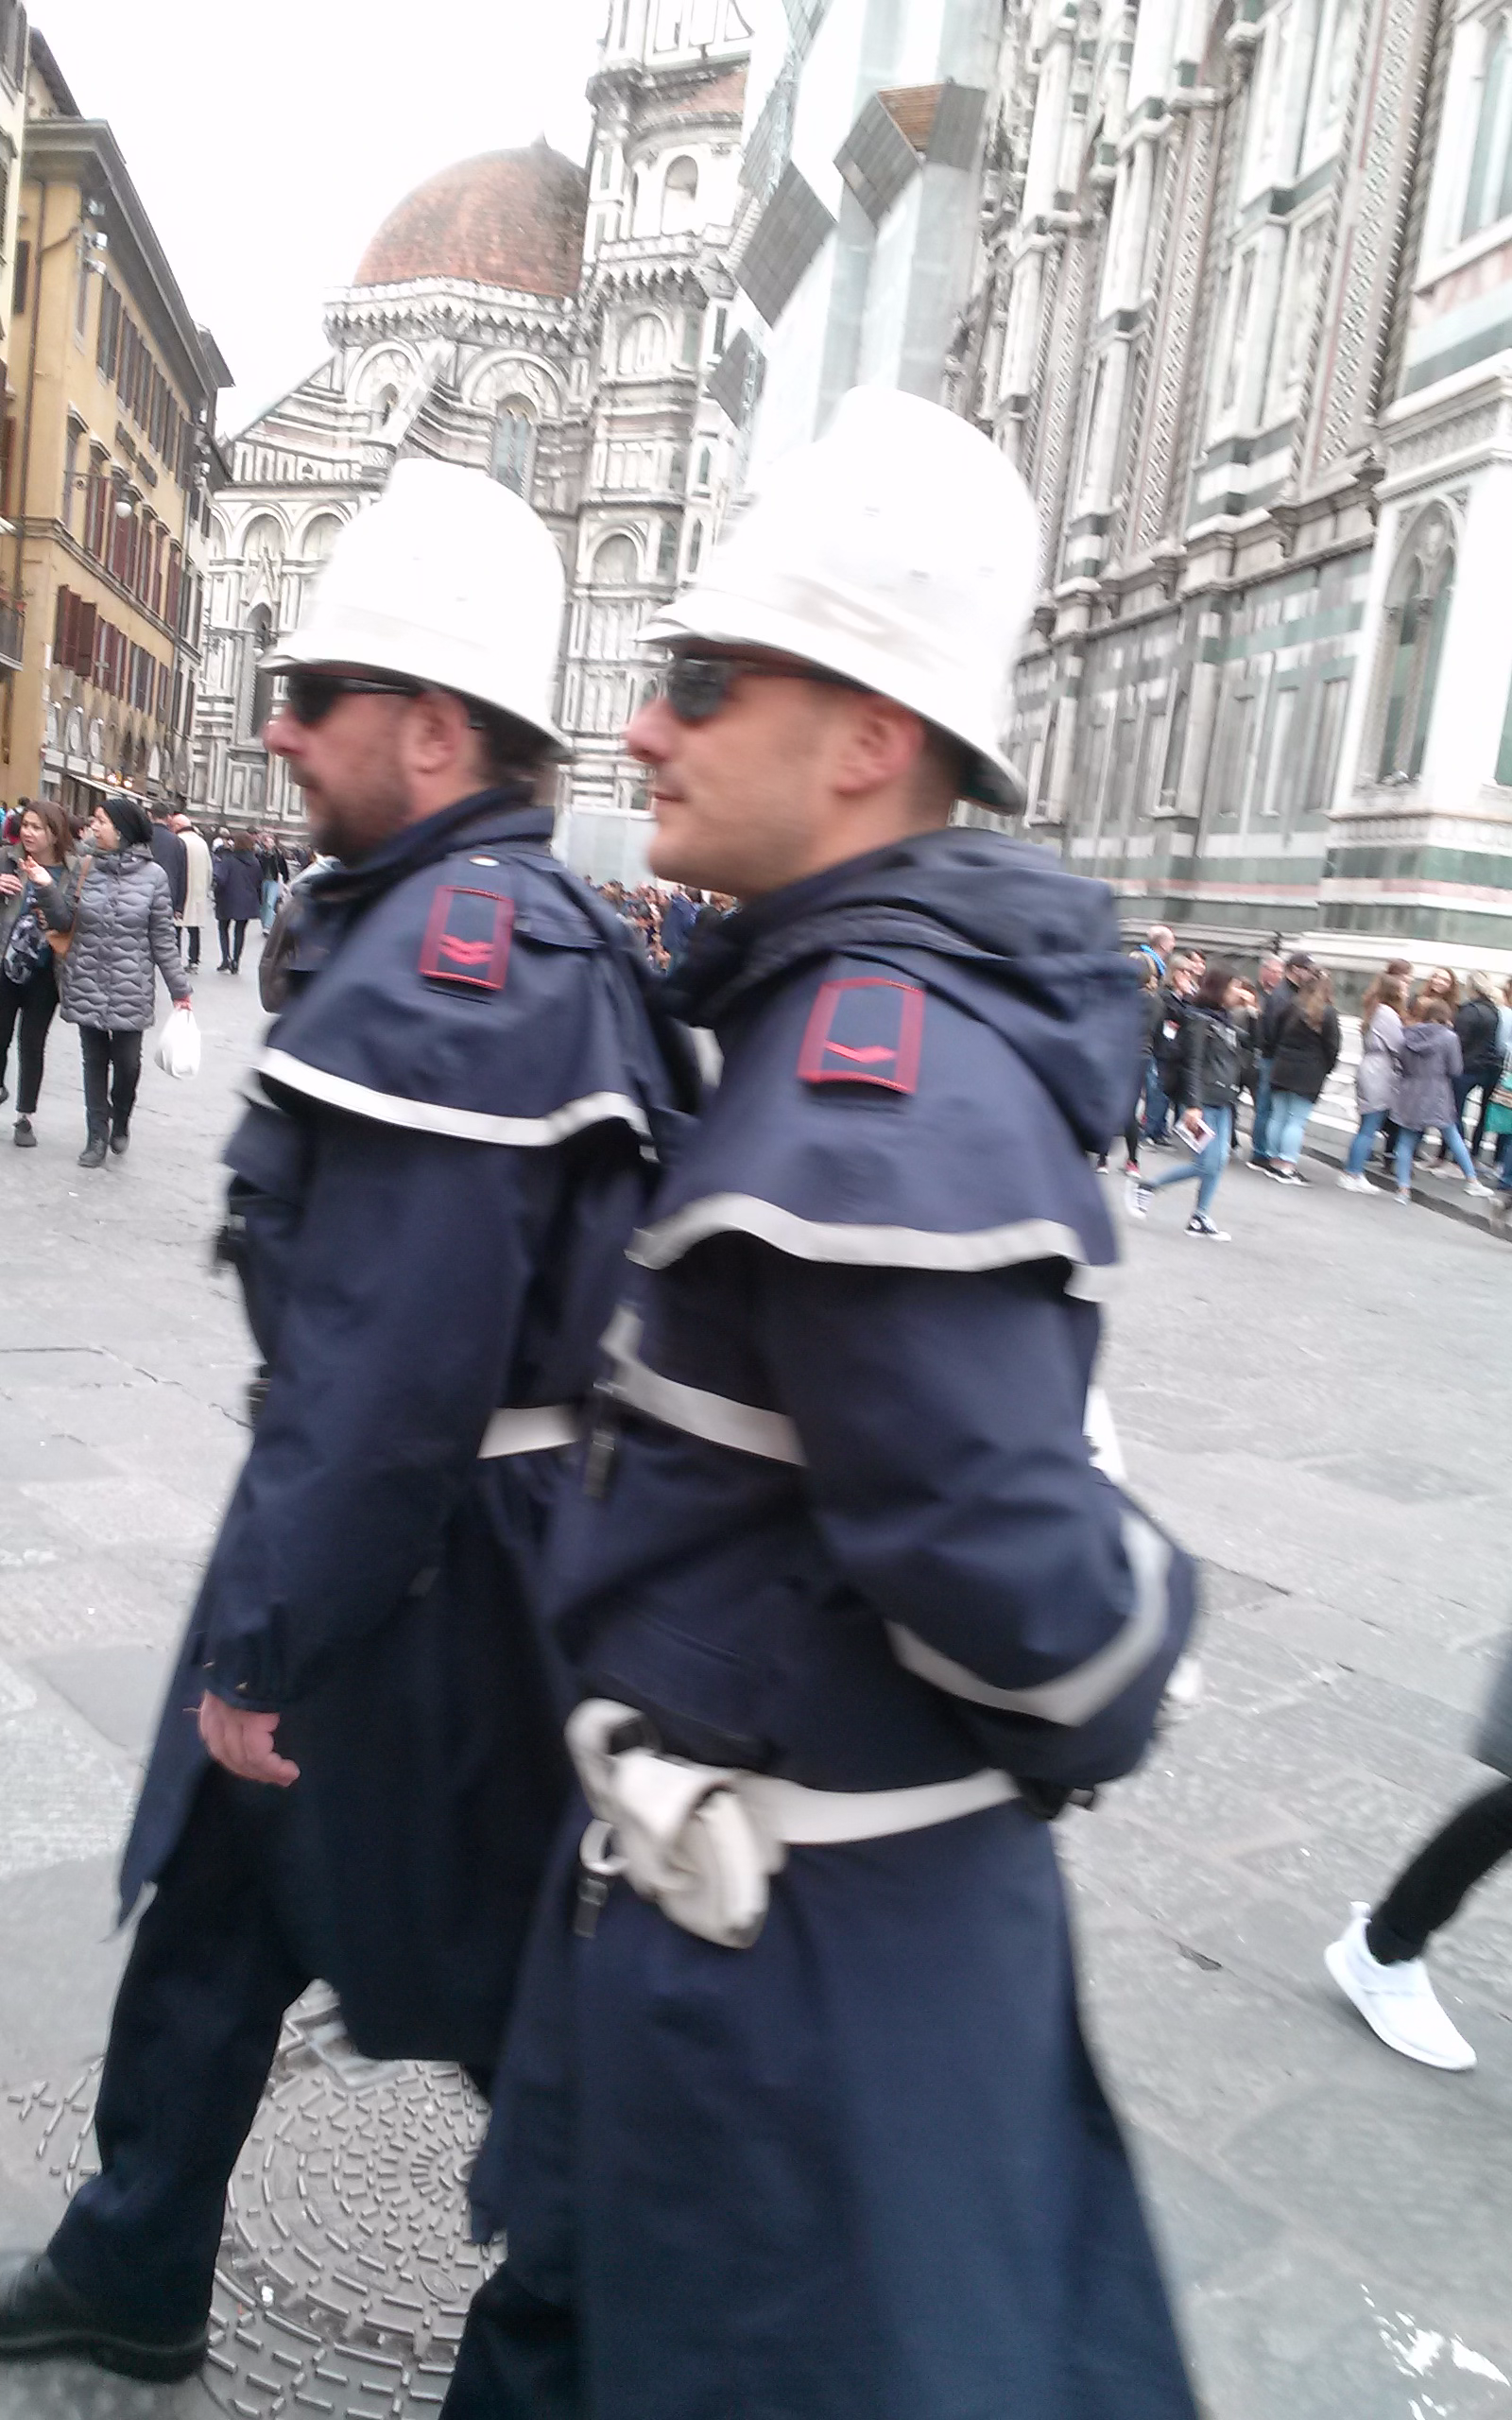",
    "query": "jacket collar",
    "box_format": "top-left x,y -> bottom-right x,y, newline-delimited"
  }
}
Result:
305,784 -> 552,910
